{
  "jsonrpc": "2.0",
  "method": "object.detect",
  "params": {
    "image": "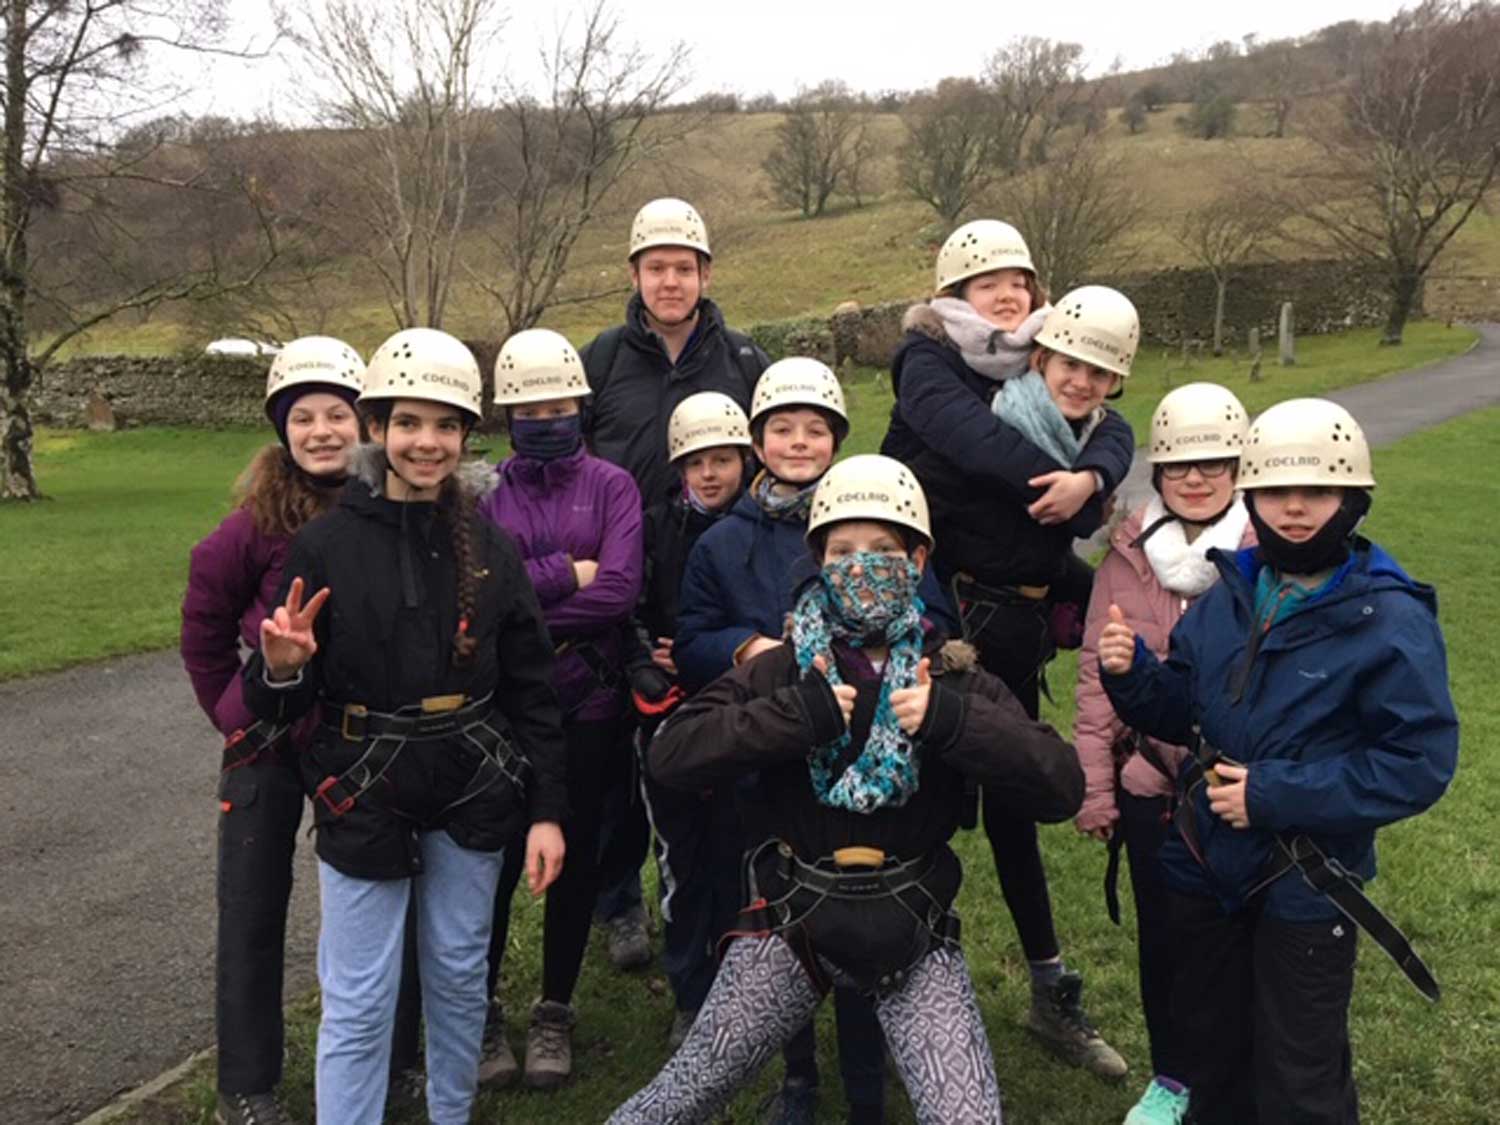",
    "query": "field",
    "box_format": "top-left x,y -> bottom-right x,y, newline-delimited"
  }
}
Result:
45,106 -> 1500,361
87,404 -> 1500,1124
